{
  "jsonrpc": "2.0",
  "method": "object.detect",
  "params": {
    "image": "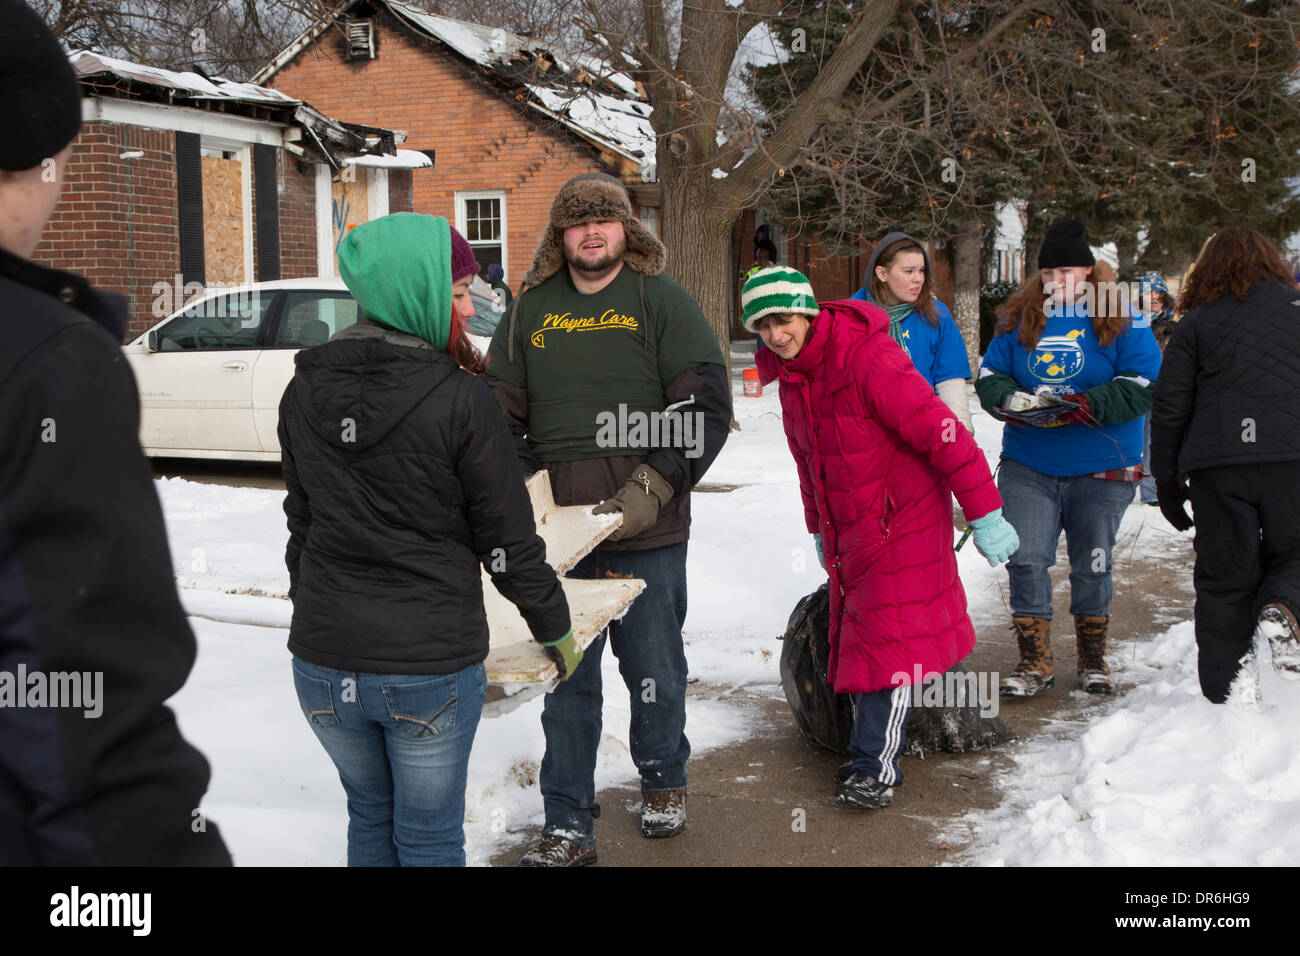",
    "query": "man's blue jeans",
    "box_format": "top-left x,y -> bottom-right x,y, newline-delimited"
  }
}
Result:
539,541 -> 690,844
998,458 -> 1134,619
291,656 -> 487,867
